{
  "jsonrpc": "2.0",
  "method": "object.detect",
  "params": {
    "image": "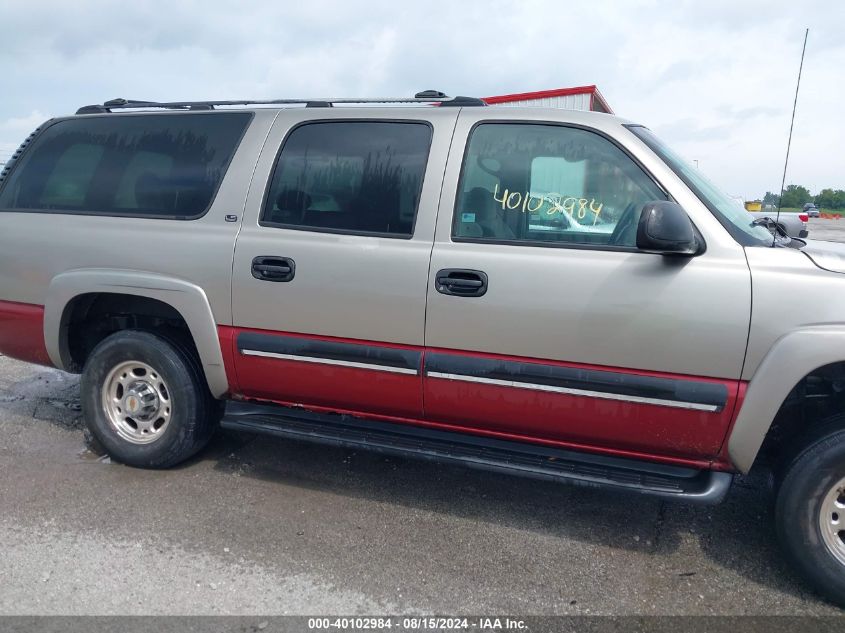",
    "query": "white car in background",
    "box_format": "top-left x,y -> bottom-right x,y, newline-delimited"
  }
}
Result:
747,210 -> 809,239
731,197 -> 809,239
